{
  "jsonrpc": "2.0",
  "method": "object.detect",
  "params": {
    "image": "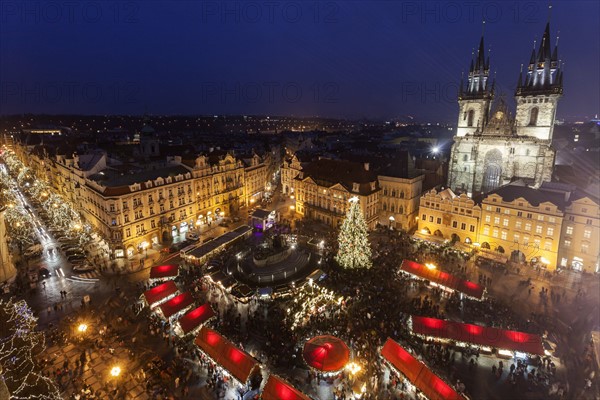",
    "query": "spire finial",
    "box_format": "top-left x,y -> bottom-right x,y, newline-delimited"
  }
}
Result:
548,2 -> 552,23
482,19 -> 486,36
533,40 -> 536,49
520,63 -> 524,73
556,31 -> 560,47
